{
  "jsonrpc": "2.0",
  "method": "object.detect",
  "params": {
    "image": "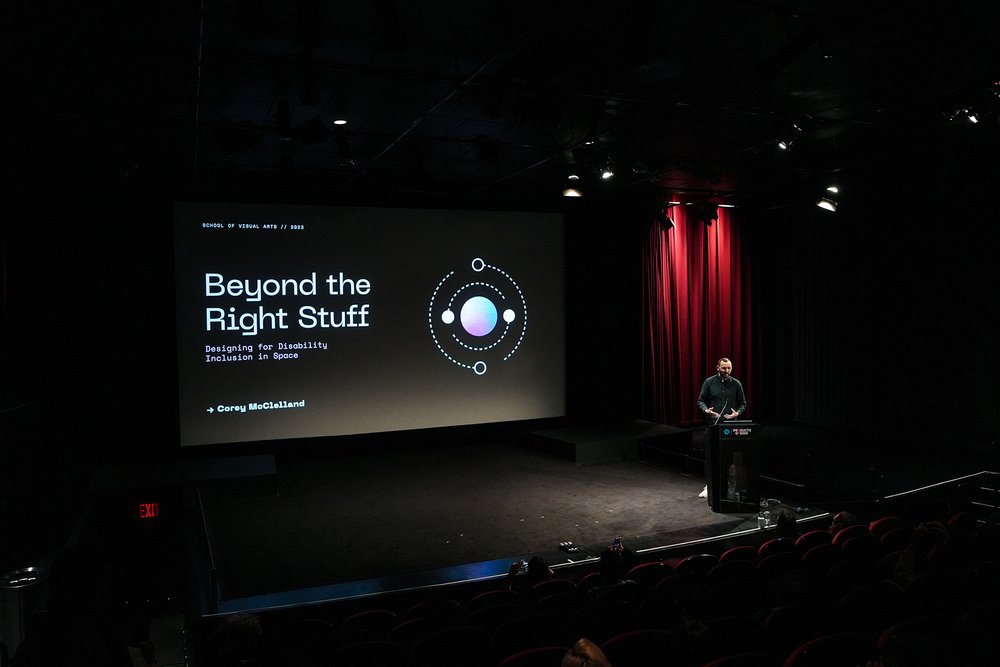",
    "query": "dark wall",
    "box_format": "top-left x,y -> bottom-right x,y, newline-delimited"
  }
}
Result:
746,140 -> 999,451
563,192 -> 647,423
